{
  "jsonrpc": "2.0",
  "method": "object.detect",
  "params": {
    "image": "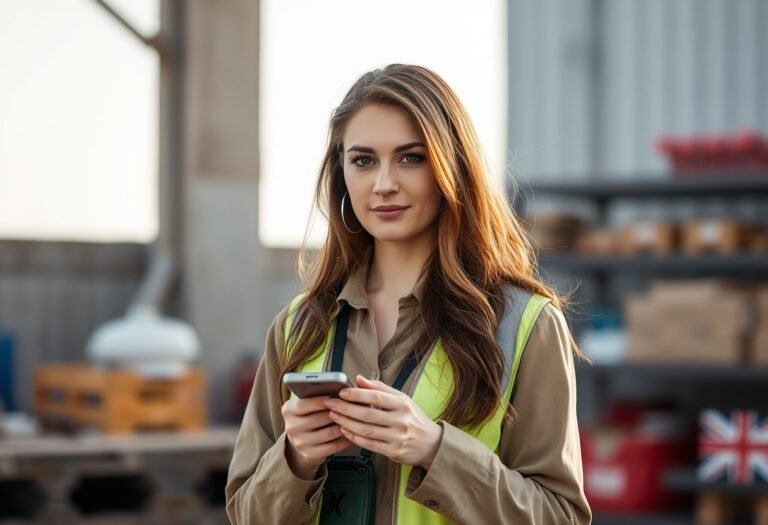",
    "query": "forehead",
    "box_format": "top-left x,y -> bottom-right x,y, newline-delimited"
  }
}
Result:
342,104 -> 422,149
